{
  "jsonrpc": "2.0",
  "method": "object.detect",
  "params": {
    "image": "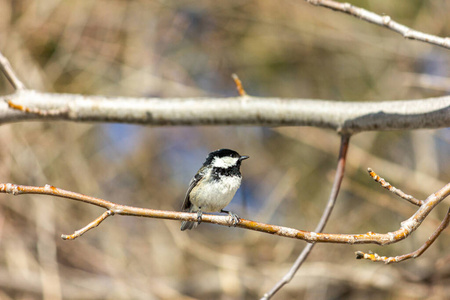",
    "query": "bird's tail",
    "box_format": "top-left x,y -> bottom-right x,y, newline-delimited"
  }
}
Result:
180,207 -> 198,231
